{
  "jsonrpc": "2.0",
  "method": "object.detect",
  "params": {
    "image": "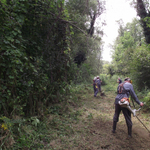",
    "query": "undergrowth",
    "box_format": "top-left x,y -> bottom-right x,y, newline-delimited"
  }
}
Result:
0,83 -> 91,149
0,77 -> 150,149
